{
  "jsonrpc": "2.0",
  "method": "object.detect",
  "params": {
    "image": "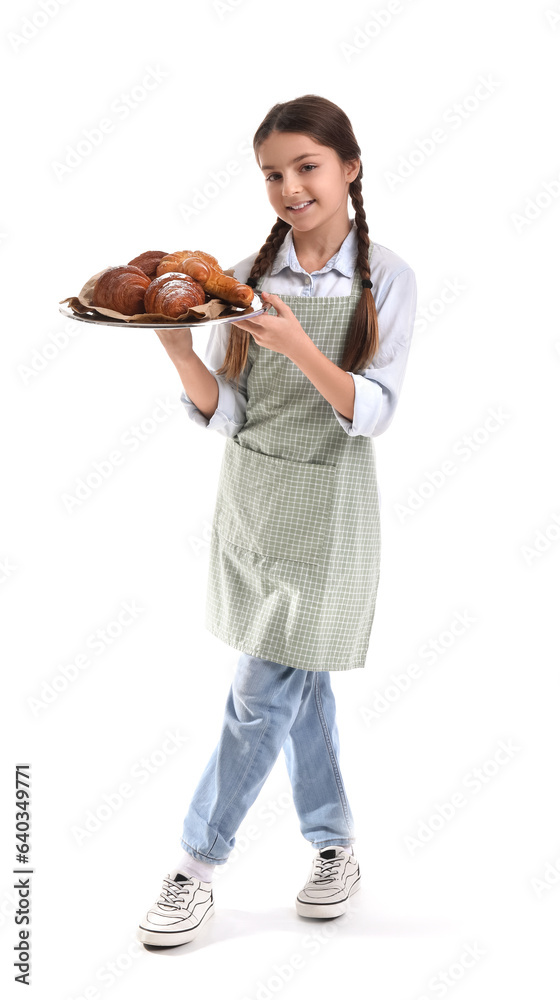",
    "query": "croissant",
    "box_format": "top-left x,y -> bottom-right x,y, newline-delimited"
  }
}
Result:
156,250 -> 253,308
127,250 -> 169,280
92,265 -> 151,315
144,272 -> 206,318
157,250 -> 220,275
